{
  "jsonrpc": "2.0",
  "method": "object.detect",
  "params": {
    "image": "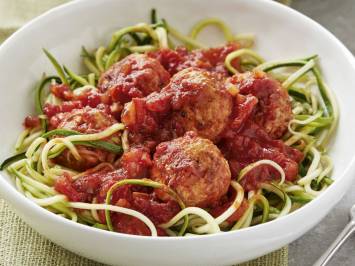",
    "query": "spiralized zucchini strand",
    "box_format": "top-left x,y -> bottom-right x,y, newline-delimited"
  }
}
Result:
298,147 -> 321,186
155,27 -> 169,48
68,202 -> 158,237
225,49 -> 265,74
108,23 -> 159,52
161,207 -> 220,234
26,193 -> 67,206
193,181 -> 244,233
238,160 -> 286,185
232,194 -> 269,230
0,11 -> 337,237
43,49 -> 69,85
15,129 -> 30,151
166,24 -> 205,49
282,59 -> 315,89
214,182 -> 244,224
66,123 -> 124,142
190,18 -> 234,42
